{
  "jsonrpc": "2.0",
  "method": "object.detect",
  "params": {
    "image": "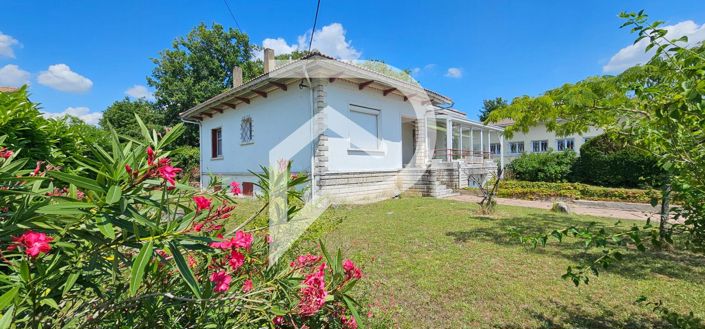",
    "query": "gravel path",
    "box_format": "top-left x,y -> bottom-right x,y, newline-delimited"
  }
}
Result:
448,194 -> 669,222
